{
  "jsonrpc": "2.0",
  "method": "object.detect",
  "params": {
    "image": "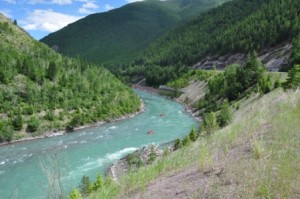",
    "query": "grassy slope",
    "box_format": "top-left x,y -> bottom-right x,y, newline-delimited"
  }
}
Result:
40,0 -> 229,65
88,84 -> 300,198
